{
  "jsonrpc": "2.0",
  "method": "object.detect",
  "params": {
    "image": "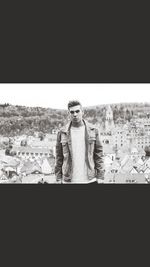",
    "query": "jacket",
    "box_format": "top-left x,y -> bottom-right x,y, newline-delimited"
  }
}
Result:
55,119 -> 104,182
